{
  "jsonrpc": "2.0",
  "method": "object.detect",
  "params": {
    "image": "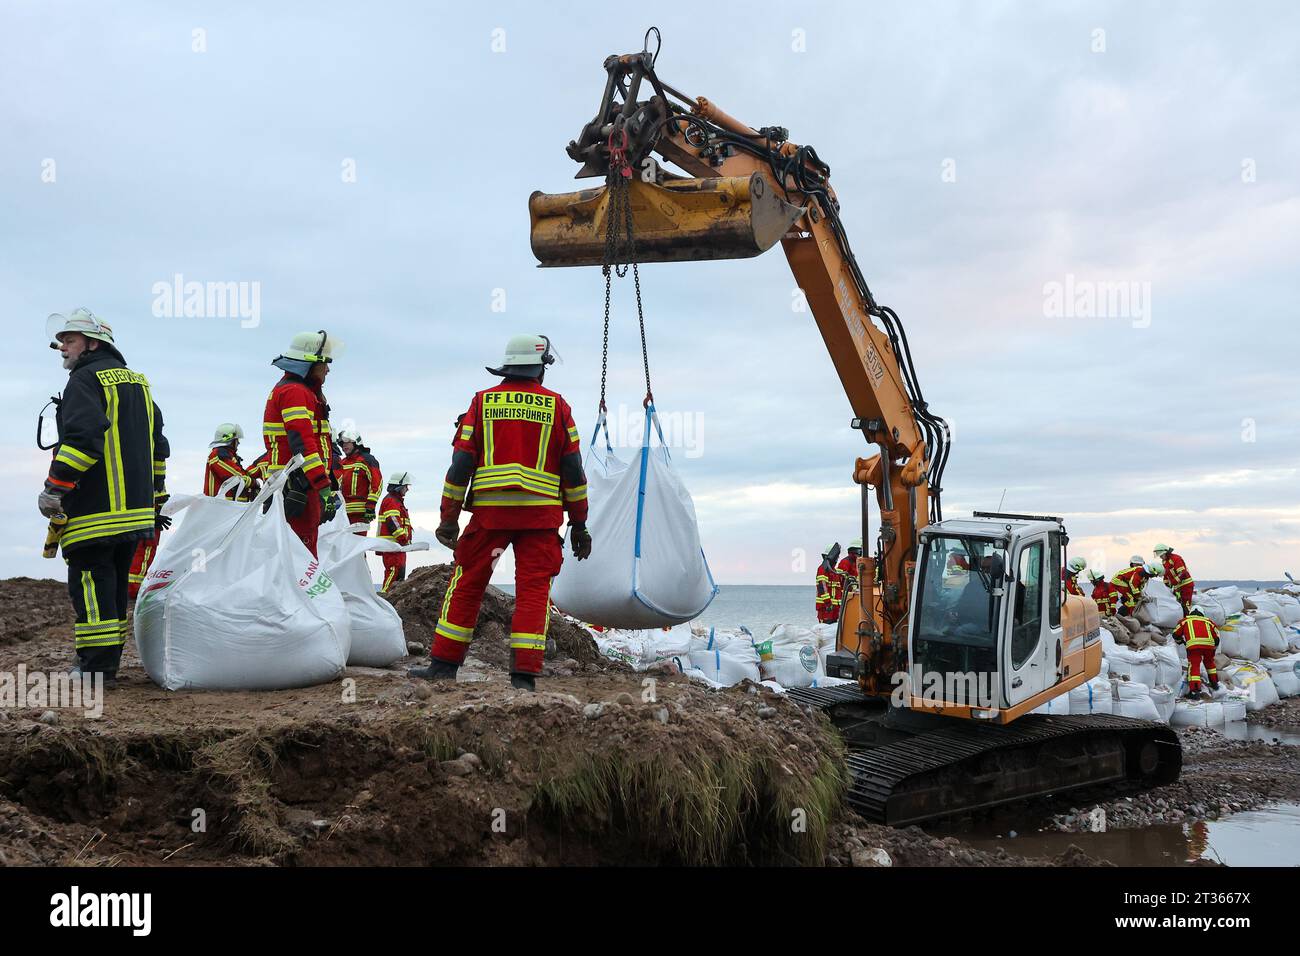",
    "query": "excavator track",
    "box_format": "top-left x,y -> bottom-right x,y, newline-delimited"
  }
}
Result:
787,686 -> 1182,826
